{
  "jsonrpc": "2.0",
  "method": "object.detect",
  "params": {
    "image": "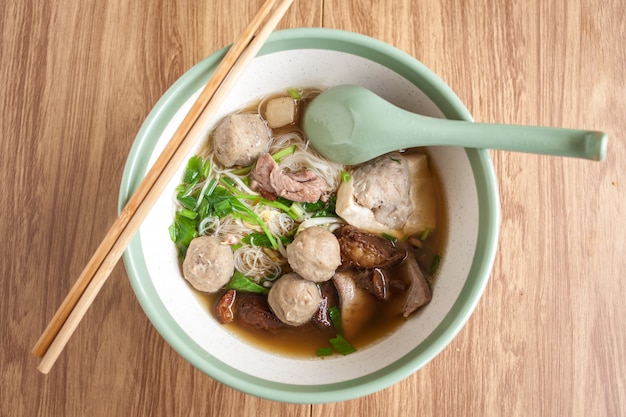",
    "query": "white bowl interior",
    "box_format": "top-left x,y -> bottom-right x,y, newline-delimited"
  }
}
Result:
136,48 -> 479,385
